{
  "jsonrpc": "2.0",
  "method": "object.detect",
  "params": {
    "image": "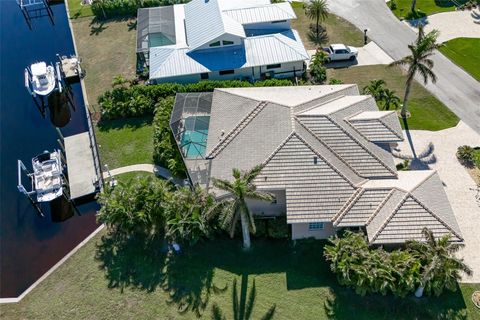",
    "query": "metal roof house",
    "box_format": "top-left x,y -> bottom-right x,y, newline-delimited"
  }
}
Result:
136,0 -> 308,83
170,85 -> 463,244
